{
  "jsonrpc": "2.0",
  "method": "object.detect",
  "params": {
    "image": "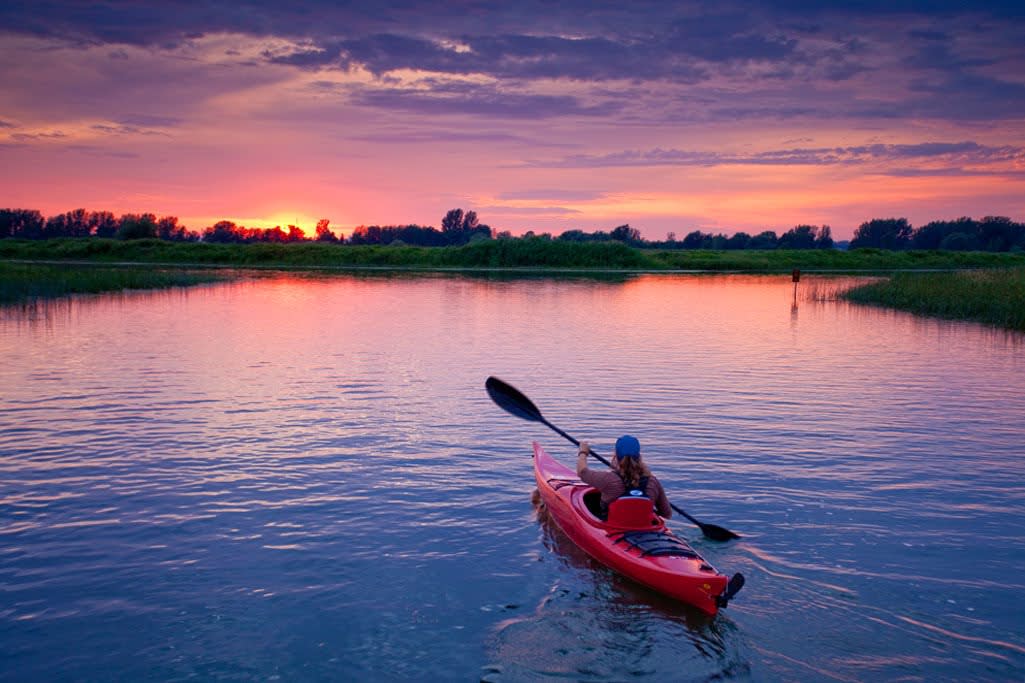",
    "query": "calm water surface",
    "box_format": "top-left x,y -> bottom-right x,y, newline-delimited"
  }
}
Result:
1,273 -> 1023,682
